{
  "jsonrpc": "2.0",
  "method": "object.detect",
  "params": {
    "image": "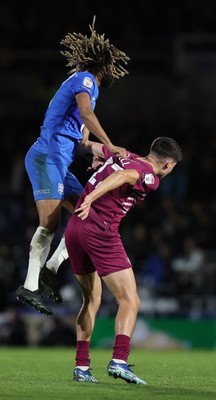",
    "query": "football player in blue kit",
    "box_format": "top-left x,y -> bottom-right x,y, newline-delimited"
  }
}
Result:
16,16 -> 129,315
